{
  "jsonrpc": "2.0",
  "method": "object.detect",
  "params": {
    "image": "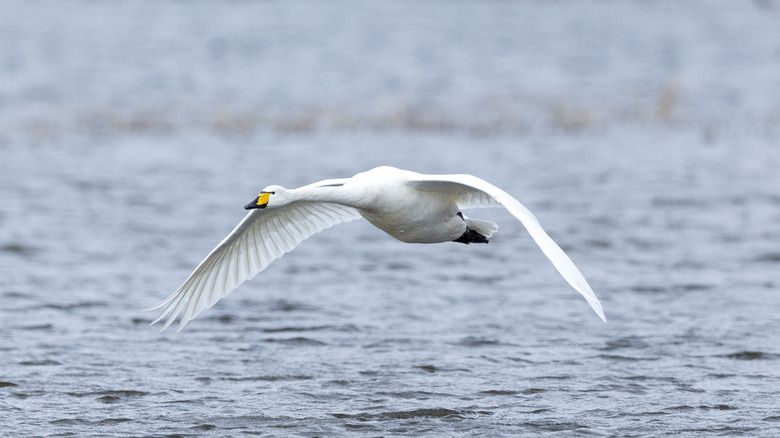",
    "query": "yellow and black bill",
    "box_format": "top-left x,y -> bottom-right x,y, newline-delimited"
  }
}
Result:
244,191 -> 272,210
